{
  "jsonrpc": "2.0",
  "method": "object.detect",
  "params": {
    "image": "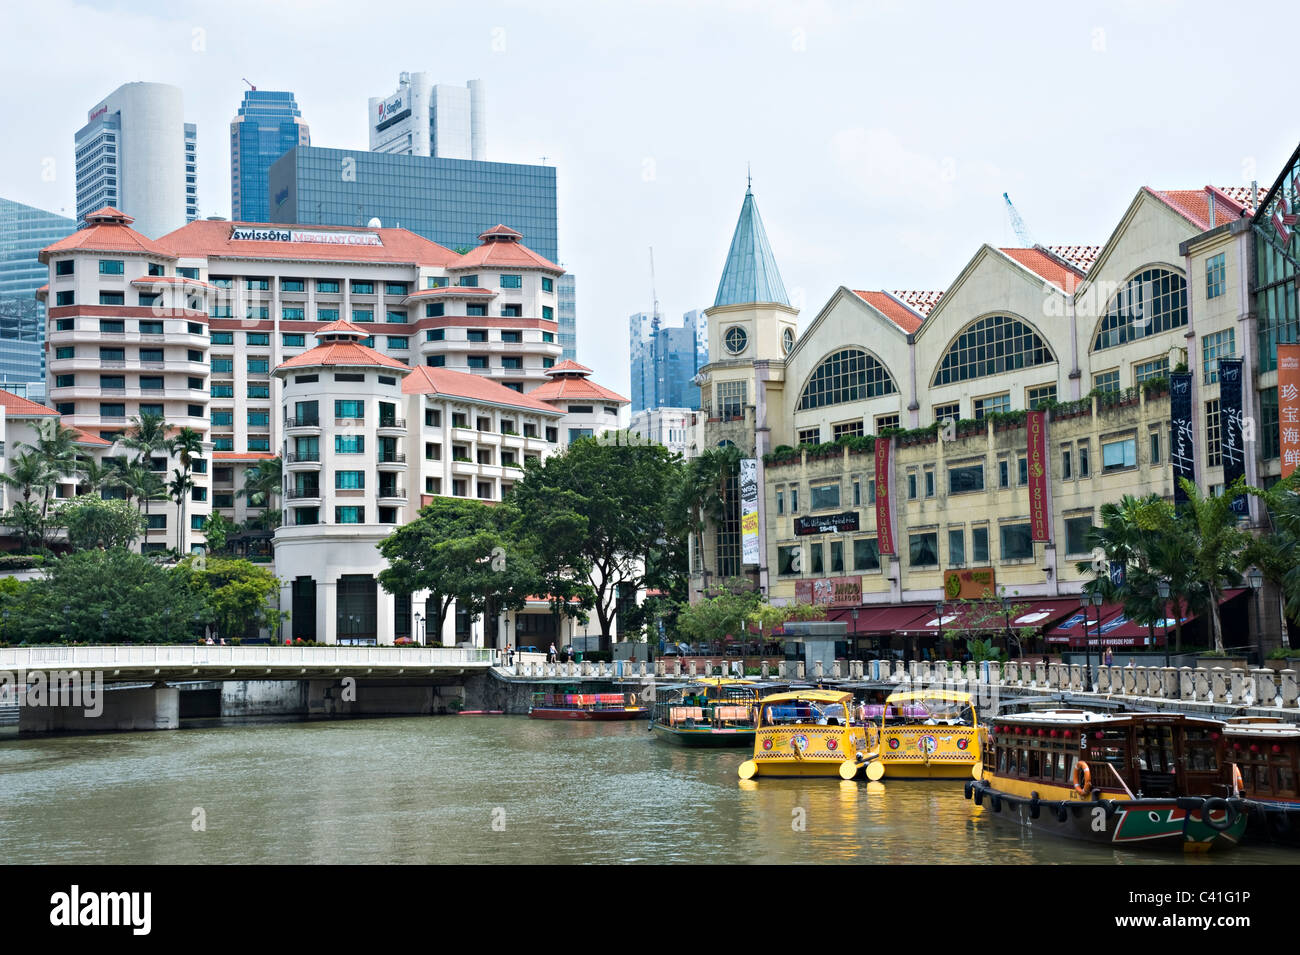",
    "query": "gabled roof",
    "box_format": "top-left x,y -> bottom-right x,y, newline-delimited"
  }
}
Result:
40,207 -> 167,259
313,318 -> 371,337
1045,245 -> 1102,274
530,377 -> 629,405
0,389 -> 57,417
451,226 -> 564,273
1146,186 -> 1263,232
159,219 -> 460,268
275,341 -> 411,373
889,289 -> 945,317
545,359 -> 594,375
402,365 -> 562,414
851,291 -> 924,334
713,187 -> 790,308
998,247 -> 1085,291
71,427 -> 110,447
